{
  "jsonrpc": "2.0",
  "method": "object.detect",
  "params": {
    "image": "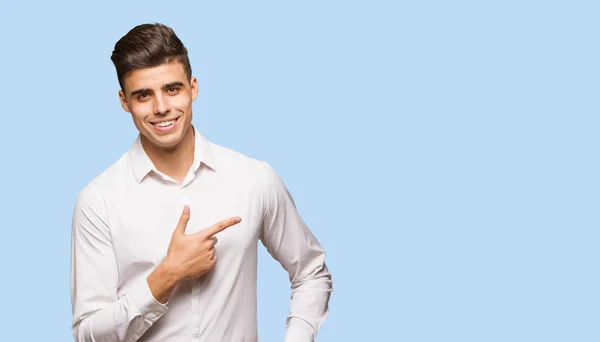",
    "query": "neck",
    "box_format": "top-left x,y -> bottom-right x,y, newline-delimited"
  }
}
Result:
141,126 -> 195,184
